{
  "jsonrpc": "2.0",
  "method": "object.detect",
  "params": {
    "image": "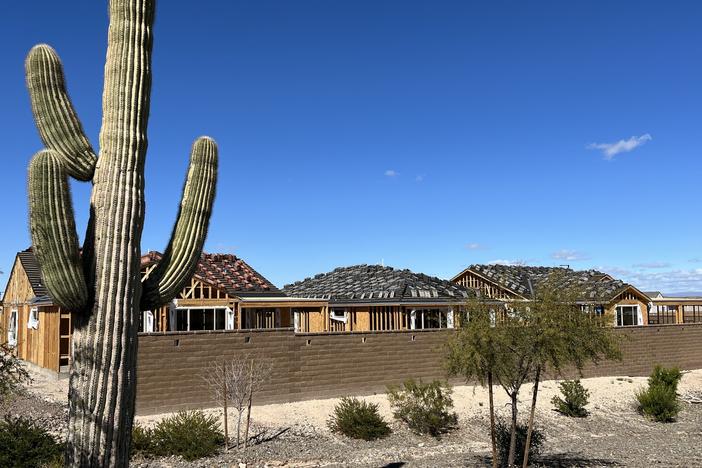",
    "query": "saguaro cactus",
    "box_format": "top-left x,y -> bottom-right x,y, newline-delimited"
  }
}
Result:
25,1 -> 218,465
